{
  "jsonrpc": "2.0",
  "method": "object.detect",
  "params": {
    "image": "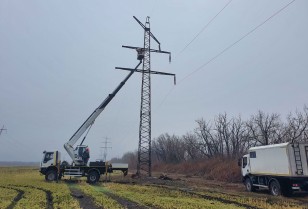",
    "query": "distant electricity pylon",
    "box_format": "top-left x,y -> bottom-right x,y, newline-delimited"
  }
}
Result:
100,137 -> 112,162
116,16 -> 175,177
0,125 -> 7,137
